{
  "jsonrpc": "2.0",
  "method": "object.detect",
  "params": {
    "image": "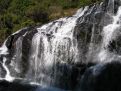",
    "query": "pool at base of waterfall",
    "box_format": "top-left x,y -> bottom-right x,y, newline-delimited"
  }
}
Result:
1,61 -> 121,91
0,80 -> 66,91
